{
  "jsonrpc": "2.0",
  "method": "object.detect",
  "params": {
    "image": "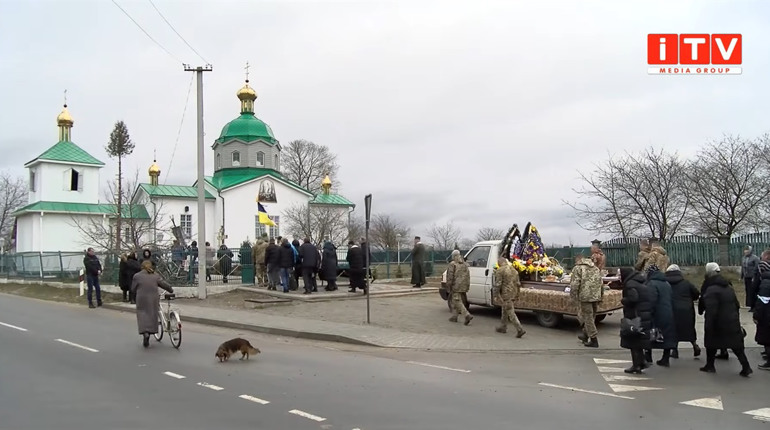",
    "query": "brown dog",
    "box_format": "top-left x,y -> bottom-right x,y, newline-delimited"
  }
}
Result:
215,338 -> 261,362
